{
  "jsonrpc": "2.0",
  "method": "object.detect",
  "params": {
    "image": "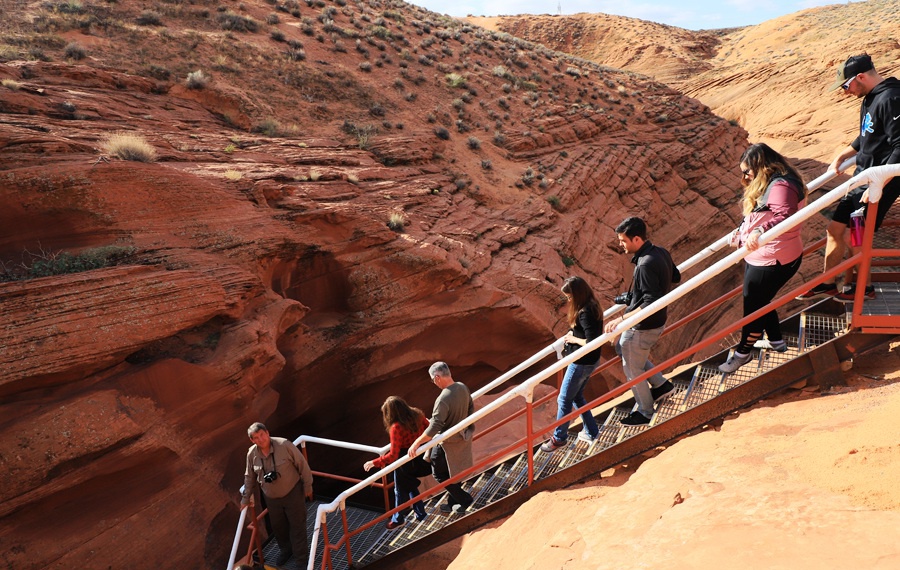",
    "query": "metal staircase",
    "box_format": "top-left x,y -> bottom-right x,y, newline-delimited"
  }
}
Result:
315,297 -> 897,570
